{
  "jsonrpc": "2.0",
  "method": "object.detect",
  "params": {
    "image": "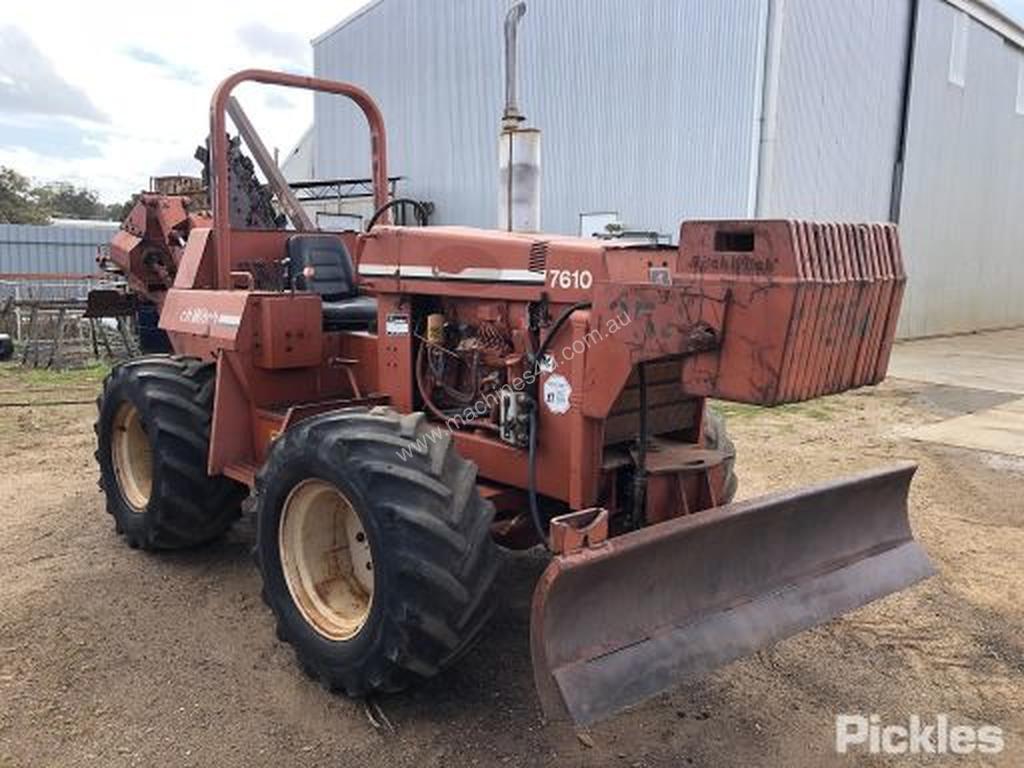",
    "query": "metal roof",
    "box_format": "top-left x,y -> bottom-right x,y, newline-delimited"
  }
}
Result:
312,0 -> 1024,52
949,0 -> 1024,48
311,0 -> 385,46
